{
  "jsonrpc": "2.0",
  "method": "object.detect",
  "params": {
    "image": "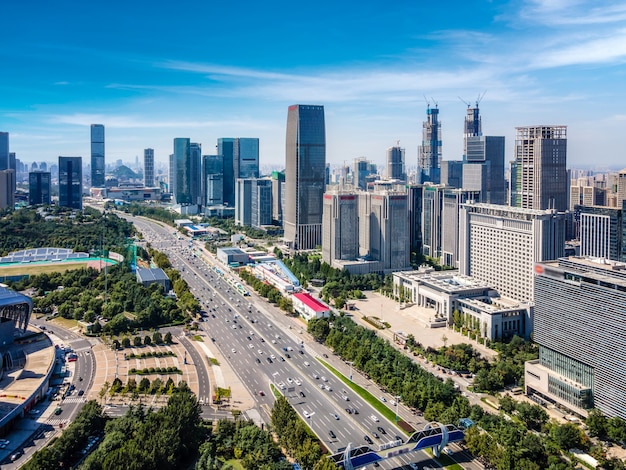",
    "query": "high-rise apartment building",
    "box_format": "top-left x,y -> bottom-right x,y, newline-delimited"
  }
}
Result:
617,169 -> 626,206
527,256 -> 626,420
172,138 -> 192,205
513,126 -> 568,211
90,124 -> 105,187
459,203 -> 566,303
284,104 -> 326,250
58,156 -> 83,210
251,178 -> 272,228
418,105 -> 441,184
144,149 -> 155,187
29,171 -> 51,205
235,179 -> 253,226
322,192 -> 359,265
386,145 -> 405,181
368,192 -> 410,272
202,155 -> 223,206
